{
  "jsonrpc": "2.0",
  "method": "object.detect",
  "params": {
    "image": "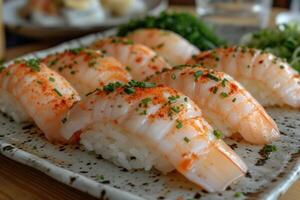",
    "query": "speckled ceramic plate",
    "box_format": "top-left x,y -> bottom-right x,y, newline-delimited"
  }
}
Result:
1,30 -> 300,200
